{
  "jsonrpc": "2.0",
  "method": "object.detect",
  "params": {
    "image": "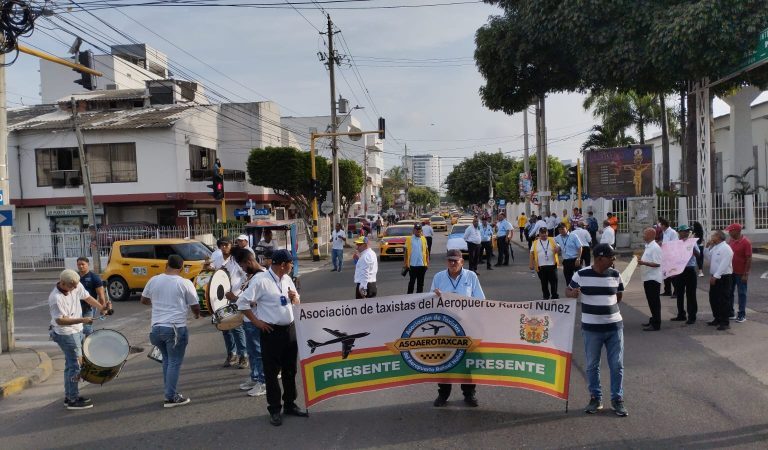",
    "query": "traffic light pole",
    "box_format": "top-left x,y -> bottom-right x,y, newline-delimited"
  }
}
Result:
0,54 -> 14,353
309,126 -> 384,262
